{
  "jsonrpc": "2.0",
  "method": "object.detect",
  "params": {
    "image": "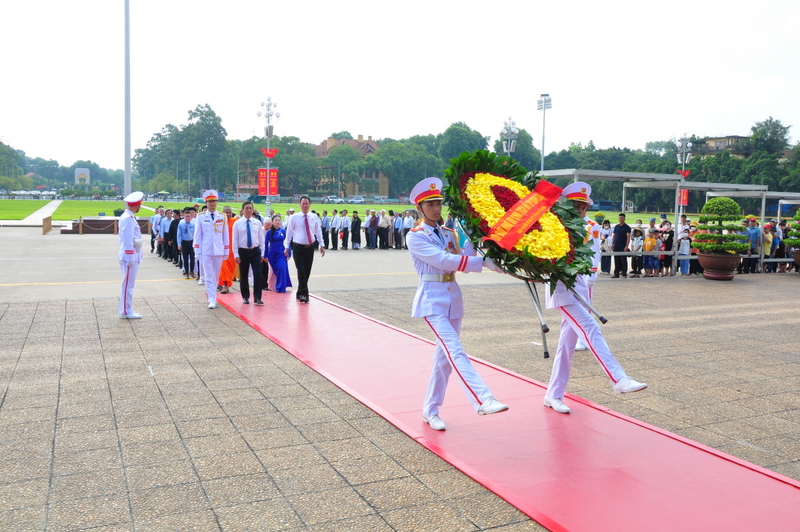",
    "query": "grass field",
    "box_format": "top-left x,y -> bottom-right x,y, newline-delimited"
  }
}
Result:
0,199 -> 52,220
